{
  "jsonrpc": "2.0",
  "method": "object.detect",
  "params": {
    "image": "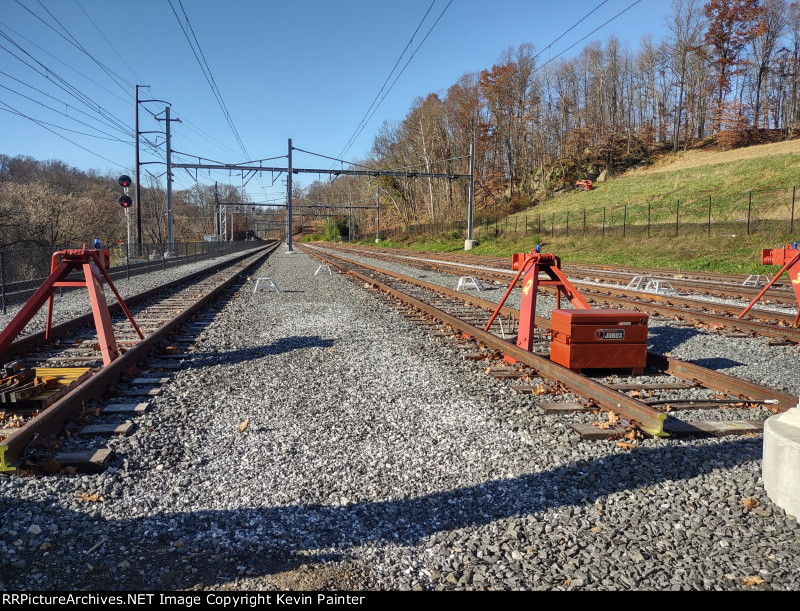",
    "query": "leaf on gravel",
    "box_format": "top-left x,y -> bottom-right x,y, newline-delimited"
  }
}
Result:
741,498 -> 758,510
616,441 -> 638,449
76,492 -> 103,503
328,348 -> 336,352
239,420 -> 249,433
742,576 -> 765,586
594,412 -> 620,430
629,390 -> 641,398
624,430 -> 642,441
534,384 -> 548,396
